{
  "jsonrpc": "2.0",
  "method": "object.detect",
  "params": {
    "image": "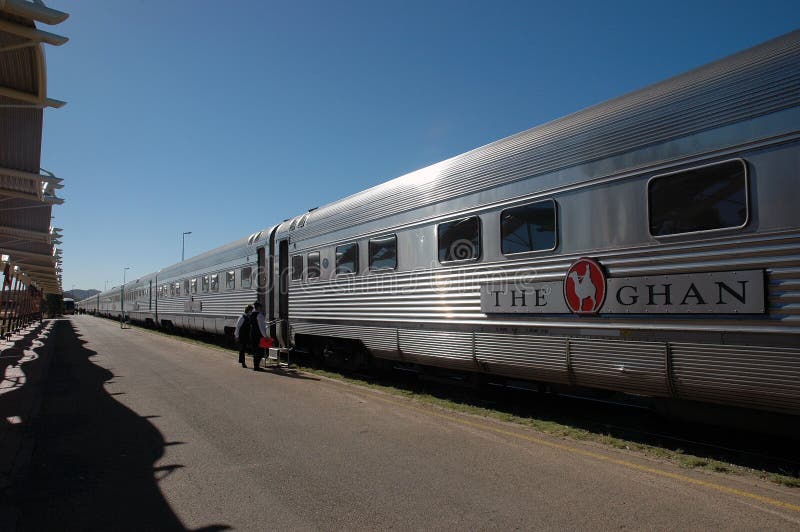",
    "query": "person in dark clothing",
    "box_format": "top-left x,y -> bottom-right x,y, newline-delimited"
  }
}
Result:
250,301 -> 268,371
234,304 -> 254,368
